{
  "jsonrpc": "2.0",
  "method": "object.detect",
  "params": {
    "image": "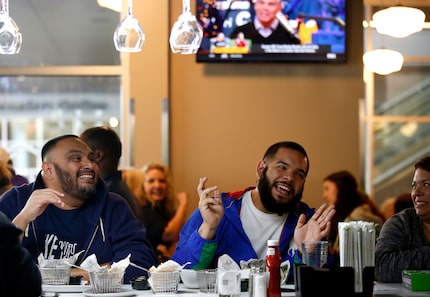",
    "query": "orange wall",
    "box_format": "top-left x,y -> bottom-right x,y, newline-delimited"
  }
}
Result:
131,0 -> 364,218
